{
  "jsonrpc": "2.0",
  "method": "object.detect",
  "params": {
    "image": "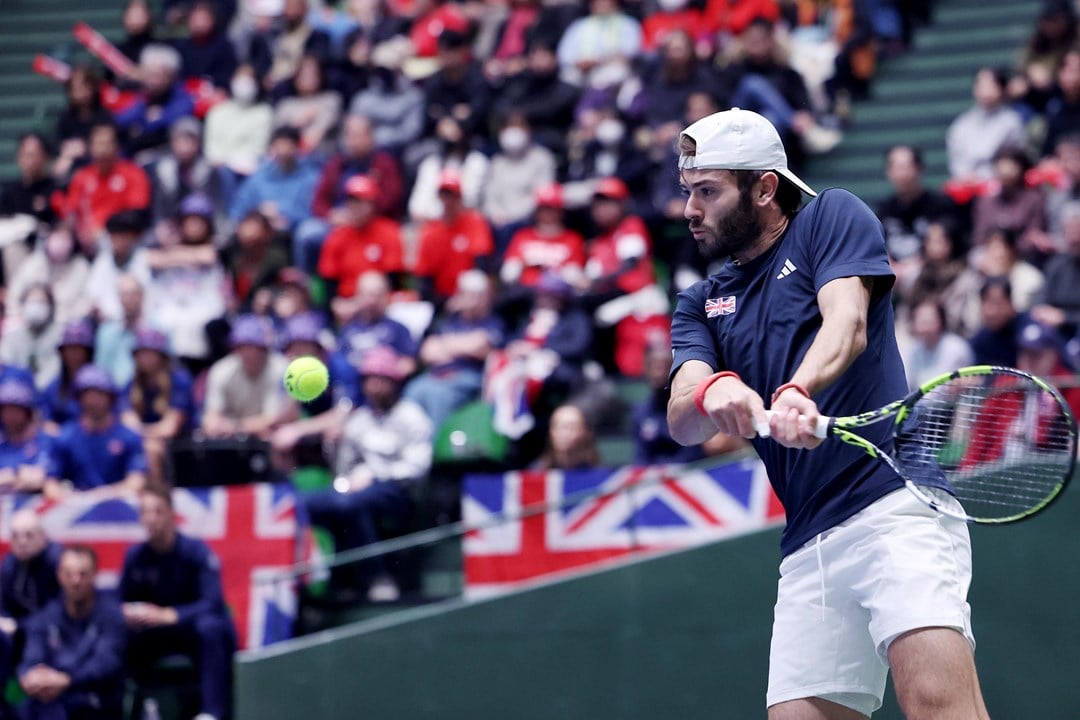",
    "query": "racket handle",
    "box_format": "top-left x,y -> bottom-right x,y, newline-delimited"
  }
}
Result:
754,411 -> 831,439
